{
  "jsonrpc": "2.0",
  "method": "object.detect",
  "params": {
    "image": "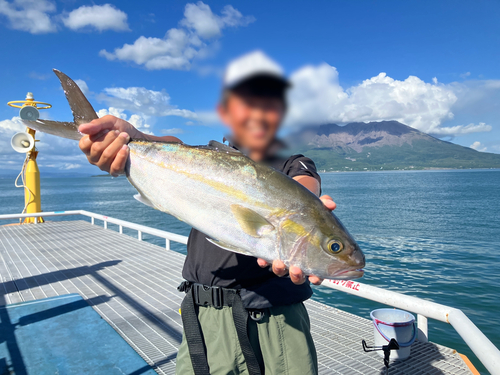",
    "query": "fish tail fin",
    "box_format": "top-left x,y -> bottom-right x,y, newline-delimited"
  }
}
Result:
20,119 -> 83,140
53,69 -> 99,126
